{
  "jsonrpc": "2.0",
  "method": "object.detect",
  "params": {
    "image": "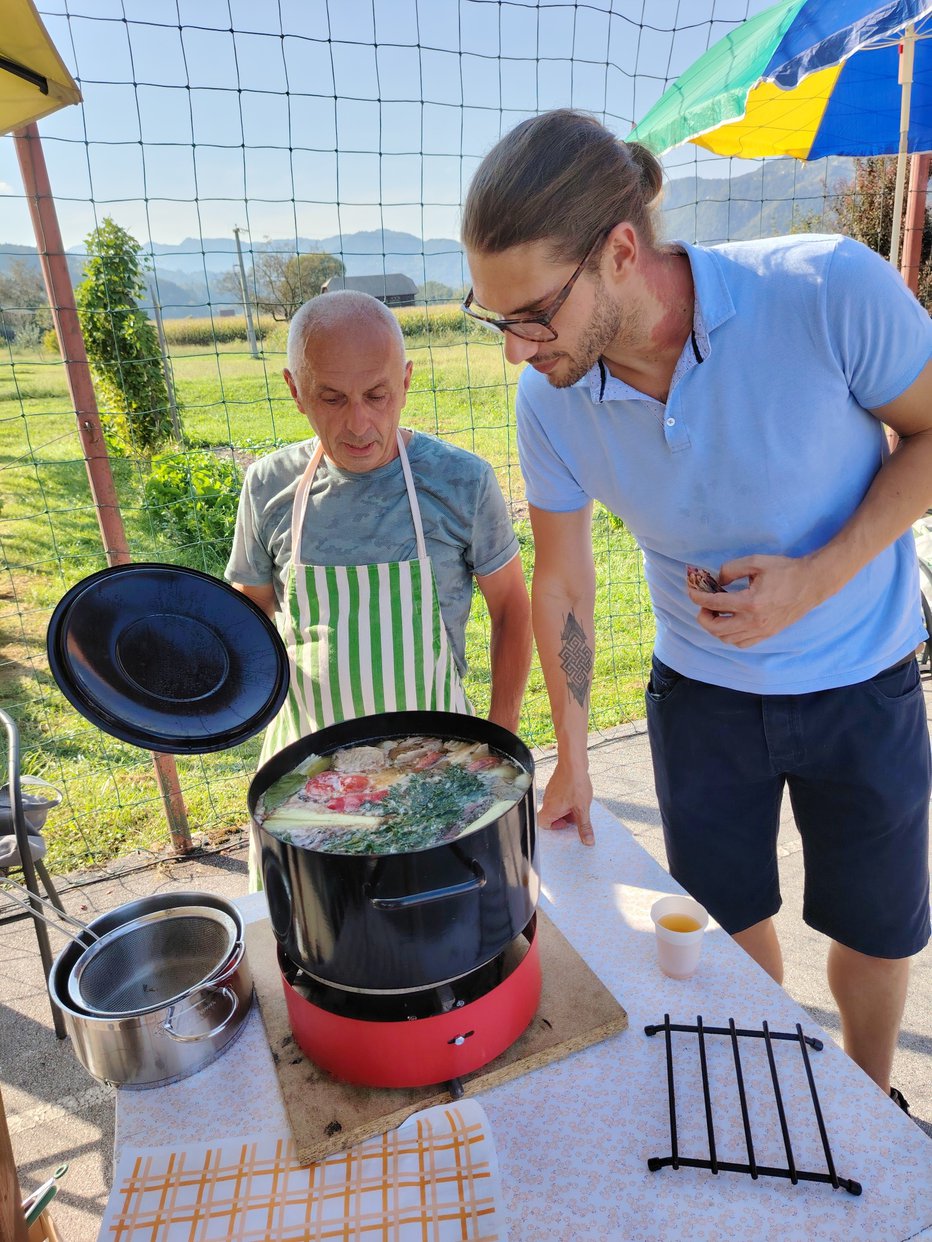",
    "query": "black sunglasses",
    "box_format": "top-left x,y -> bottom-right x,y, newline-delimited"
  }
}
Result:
462,230 -> 610,342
